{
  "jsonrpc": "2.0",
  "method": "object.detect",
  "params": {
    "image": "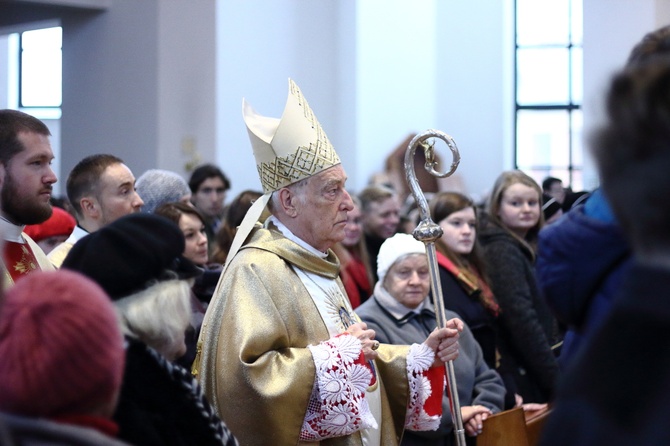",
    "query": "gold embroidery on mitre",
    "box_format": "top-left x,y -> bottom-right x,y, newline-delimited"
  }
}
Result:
257,141 -> 340,192
256,82 -> 340,192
